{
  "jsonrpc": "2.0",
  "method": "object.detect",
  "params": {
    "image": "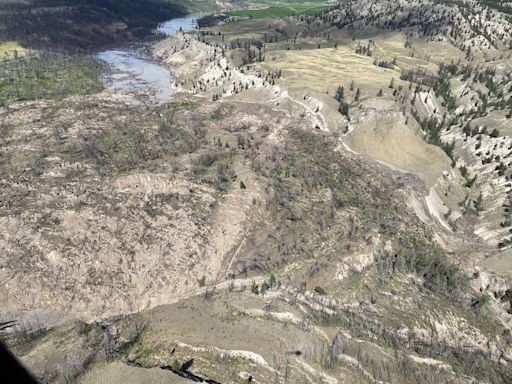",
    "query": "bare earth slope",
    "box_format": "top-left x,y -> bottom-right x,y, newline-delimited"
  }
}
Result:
3,0 -> 512,383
